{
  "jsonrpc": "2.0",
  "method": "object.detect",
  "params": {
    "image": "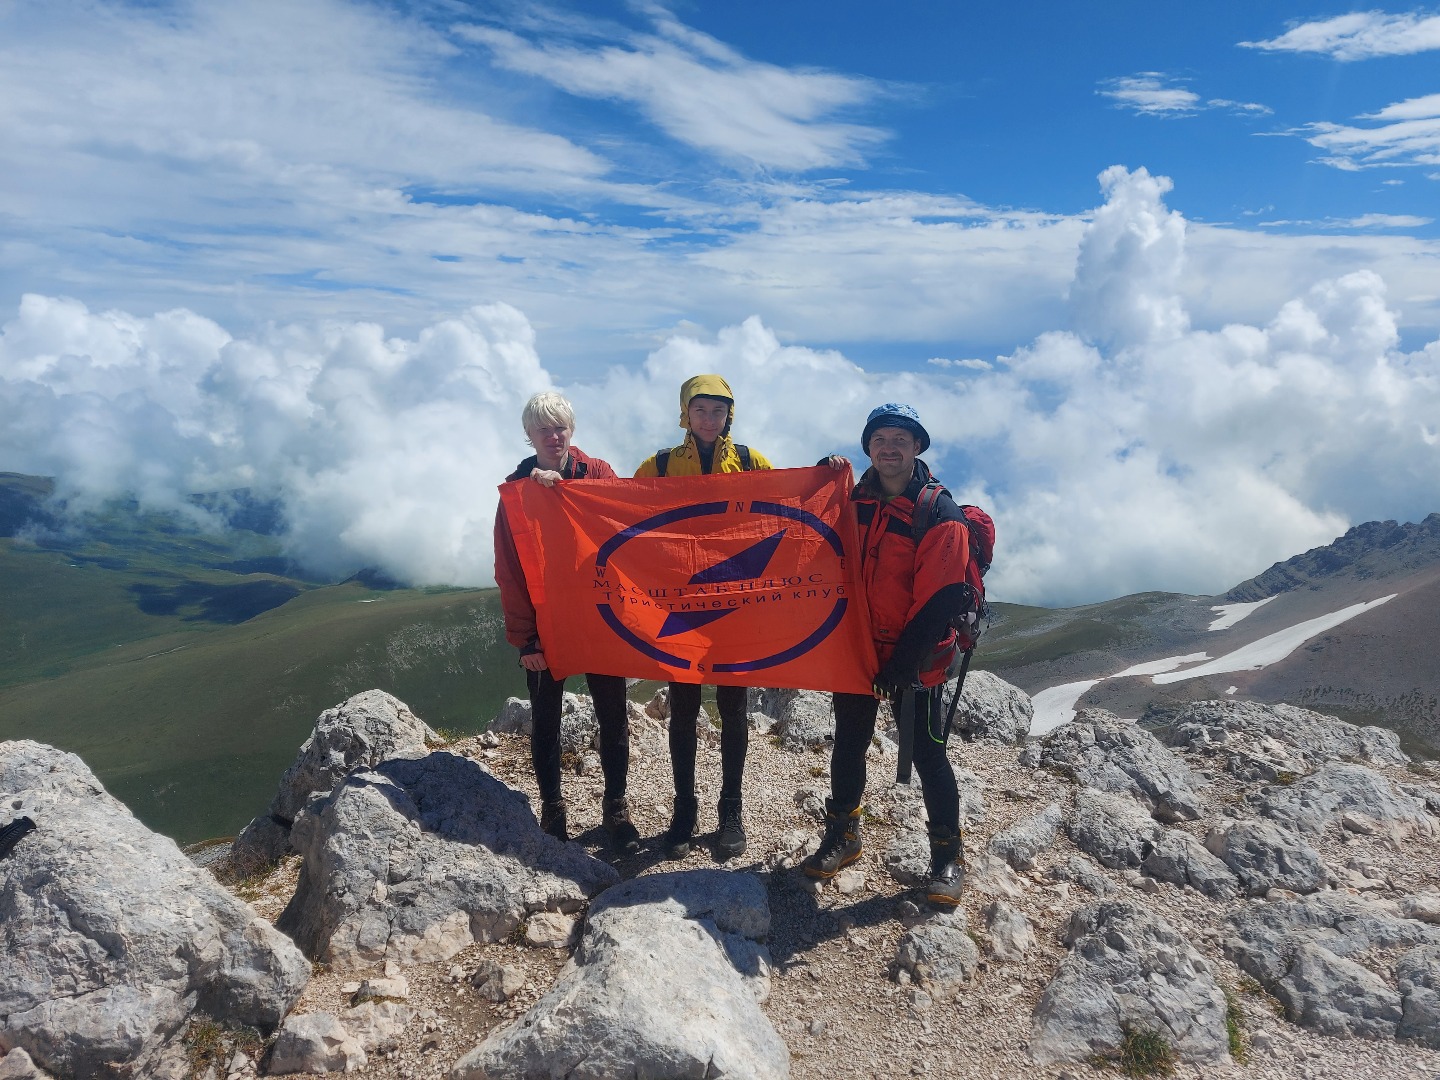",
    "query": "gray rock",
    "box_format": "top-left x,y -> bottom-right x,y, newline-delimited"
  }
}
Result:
988,802 -> 1063,870
1400,894 -> 1440,925
275,751 -> 618,968
1229,892 -> 1440,987
1066,788 -> 1161,869
1039,710 -> 1206,822
487,692 -> 598,755
884,828 -> 931,888
985,900 -> 1036,962
1226,892 -> 1440,1043
940,670 -> 1032,743
0,1048 -> 54,1080
267,1012 -> 365,1075
1273,942 -> 1402,1040
1030,902 -> 1229,1066
233,690 -> 439,868
1397,944 -> 1440,1048
756,688 -> 832,751
1142,831 -> 1239,899
452,870 -> 786,1080
0,742 -> 309,1080
1048,856 -> 1116,896
1250,763 -> 1436,839
490,696 -> 533,735
470,961 -> 526,1004
1156,699 -> 1408,782
1205,819 -> 1327,896
339,1001 -> 413,1053
892,913 -> 979,1001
